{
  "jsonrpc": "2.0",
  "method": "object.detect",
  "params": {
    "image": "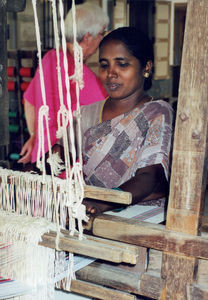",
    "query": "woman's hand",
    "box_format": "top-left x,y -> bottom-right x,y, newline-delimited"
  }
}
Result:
18,136 -> 35,164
